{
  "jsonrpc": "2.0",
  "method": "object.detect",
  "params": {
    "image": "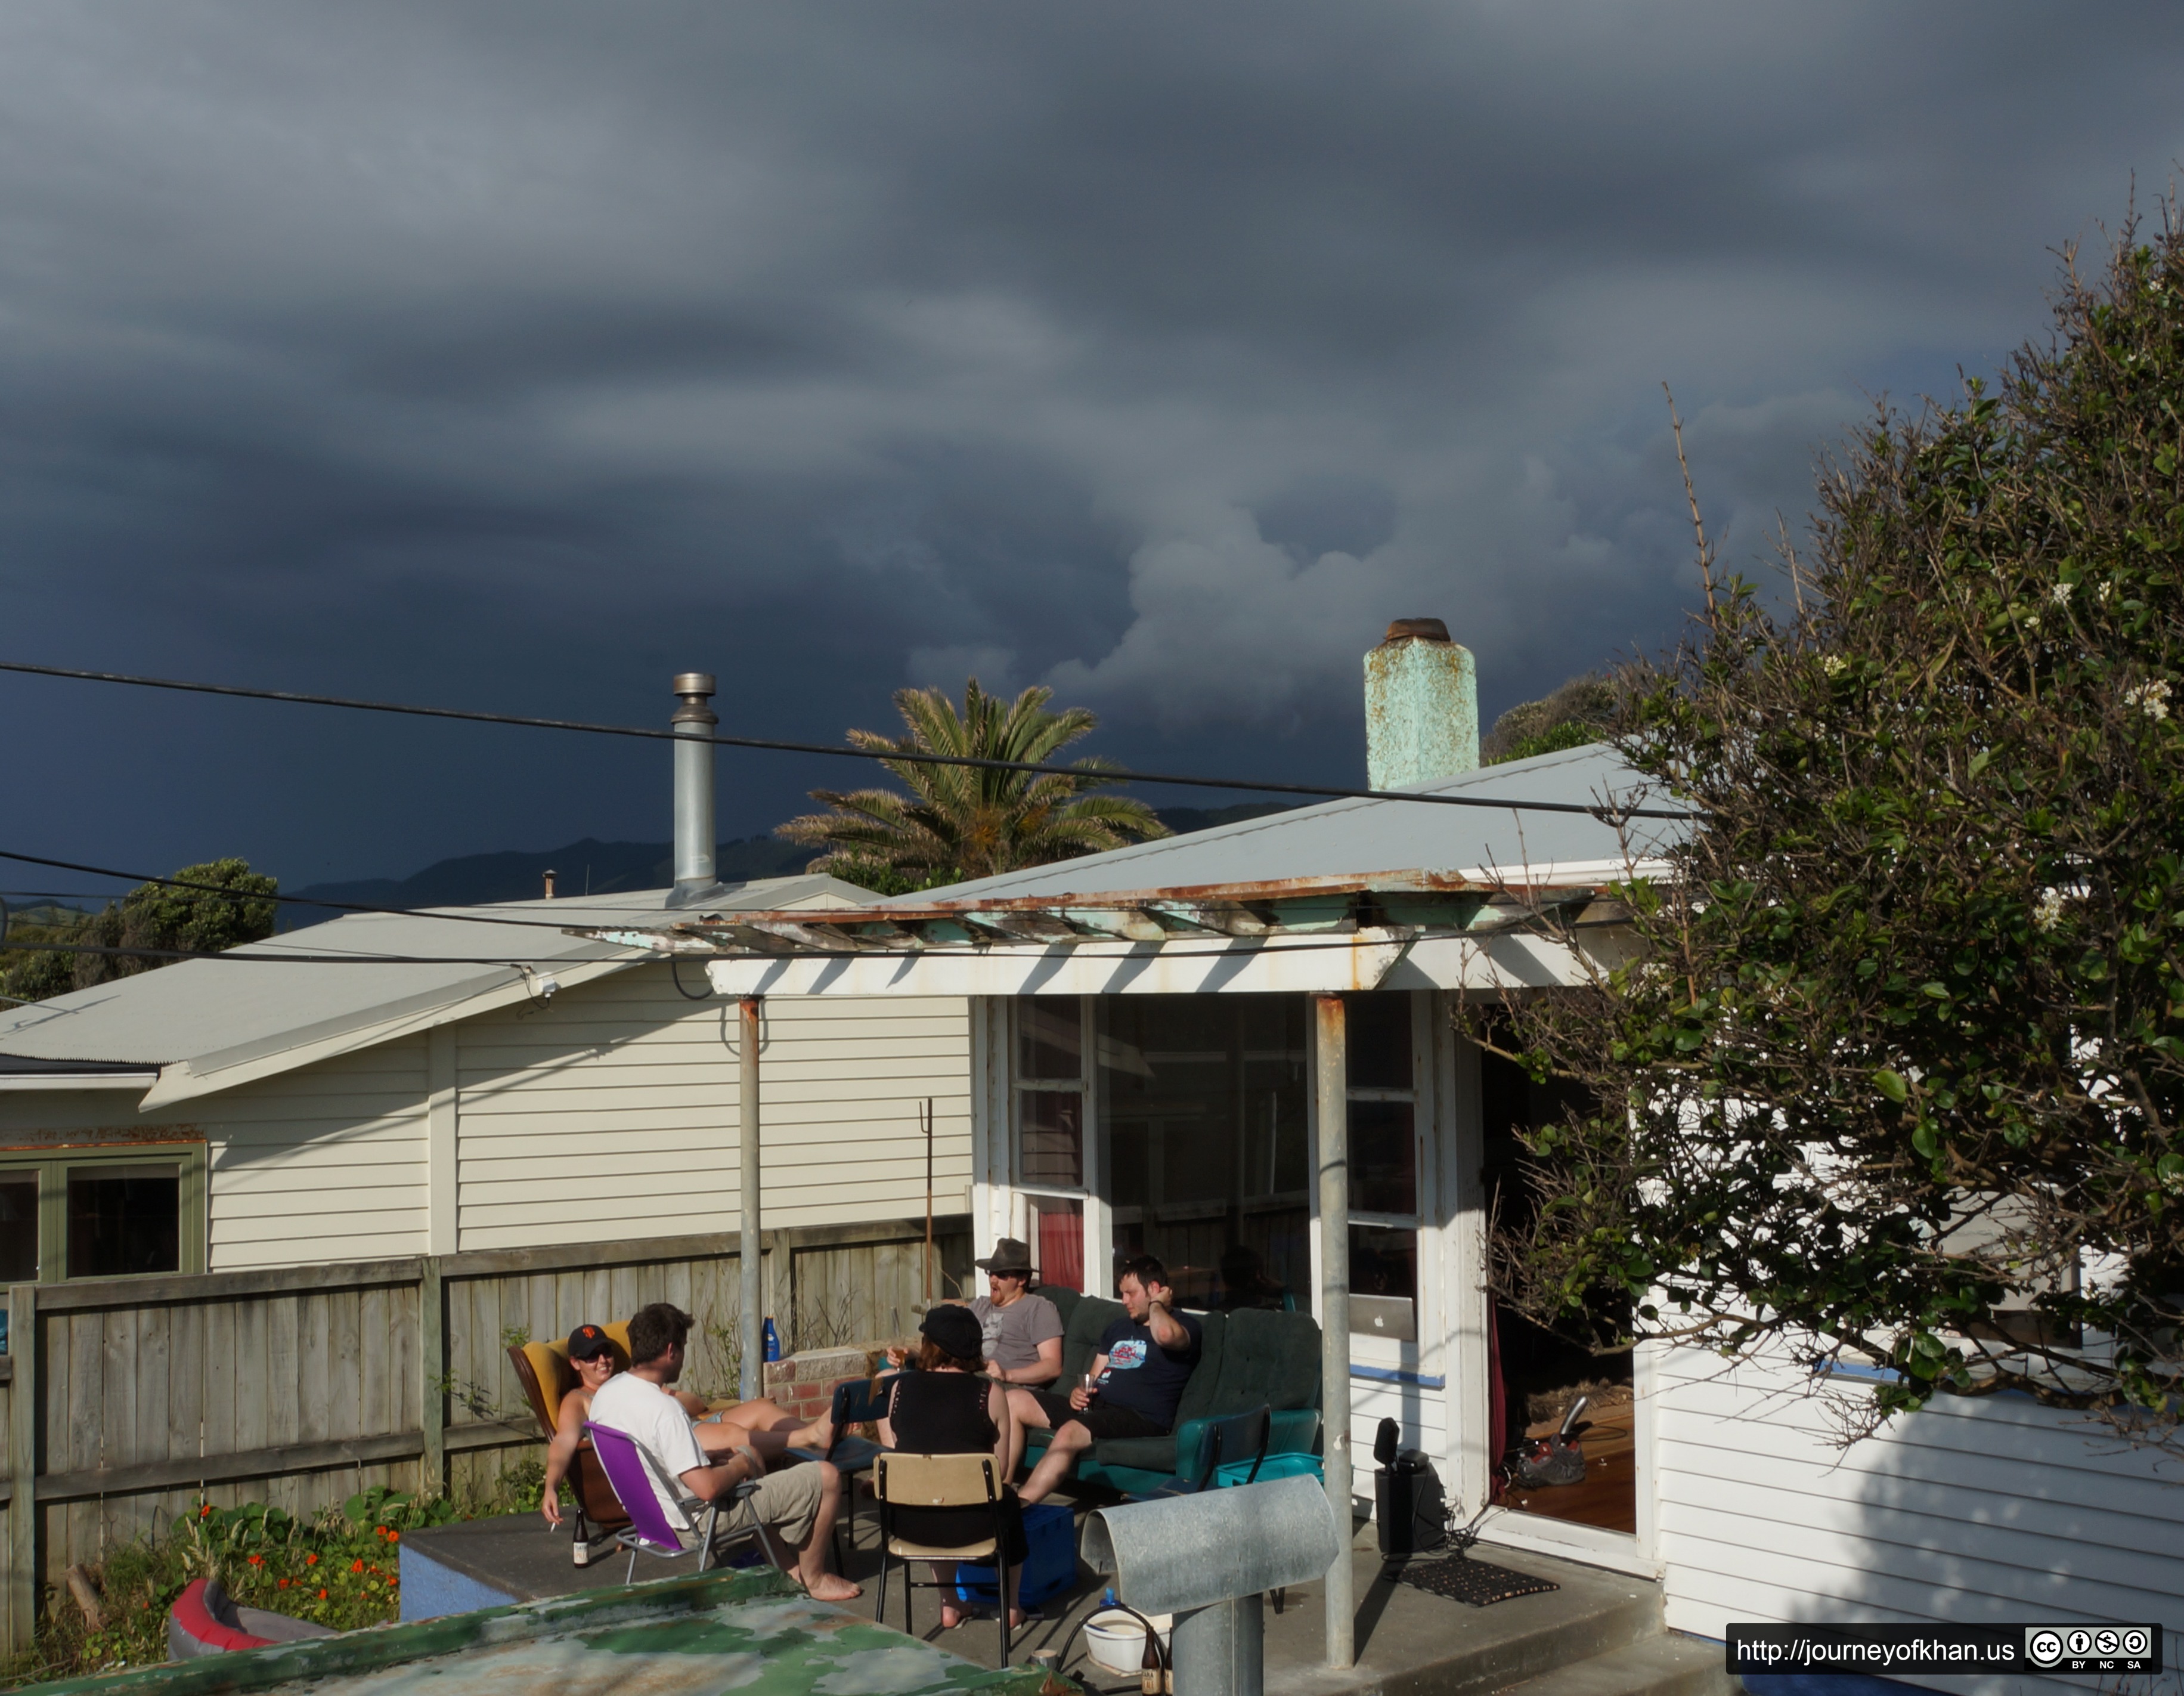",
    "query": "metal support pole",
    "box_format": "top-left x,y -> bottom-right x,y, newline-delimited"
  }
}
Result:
1172,1595 -> 1265,1696
740,996 -> 763,1403
1314,994 -> 1353,1669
